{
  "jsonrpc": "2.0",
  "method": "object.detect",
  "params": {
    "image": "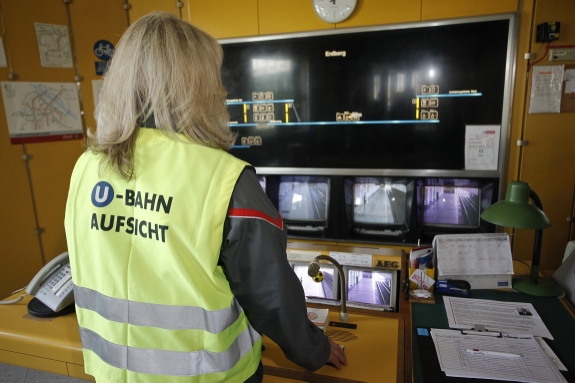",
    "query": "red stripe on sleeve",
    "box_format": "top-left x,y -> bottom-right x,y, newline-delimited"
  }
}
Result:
228,208 -> 284,230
